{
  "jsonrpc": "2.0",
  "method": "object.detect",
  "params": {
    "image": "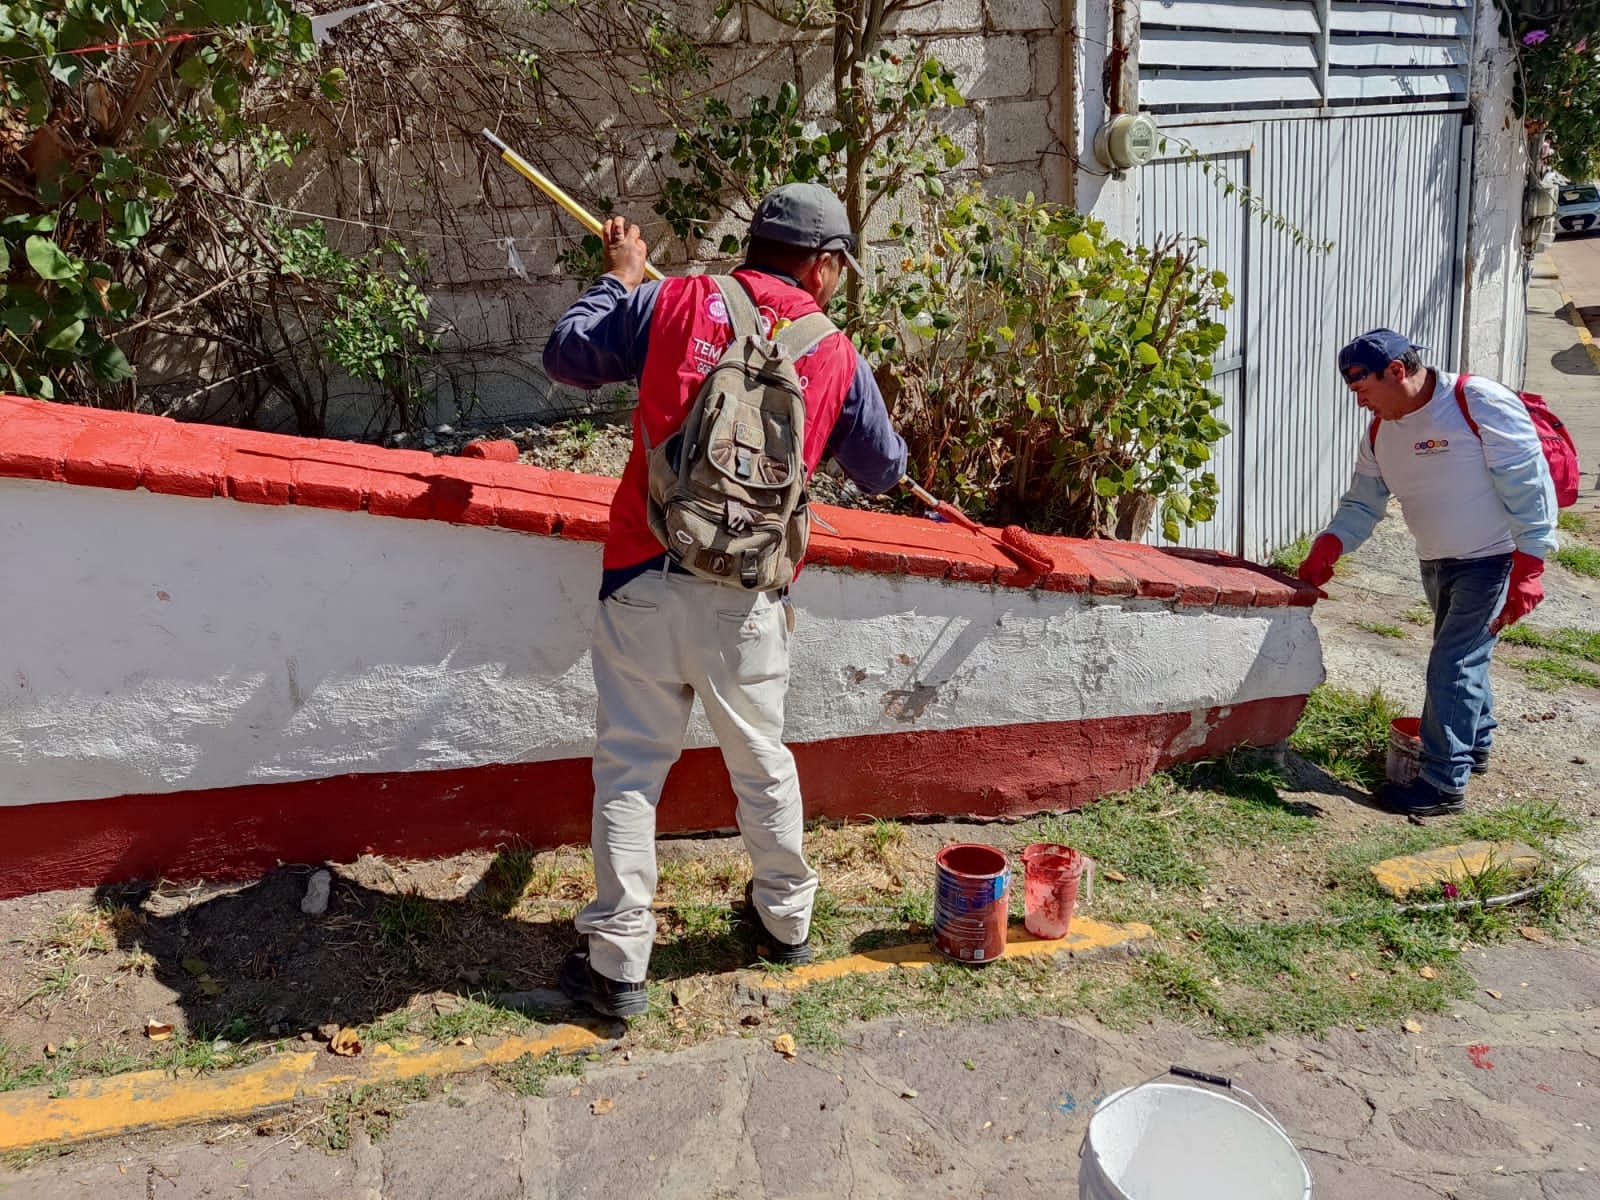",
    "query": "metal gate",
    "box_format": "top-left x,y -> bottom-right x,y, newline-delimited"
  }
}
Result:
1137,111 -> 1468,558
1135,0 -> 1476,558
